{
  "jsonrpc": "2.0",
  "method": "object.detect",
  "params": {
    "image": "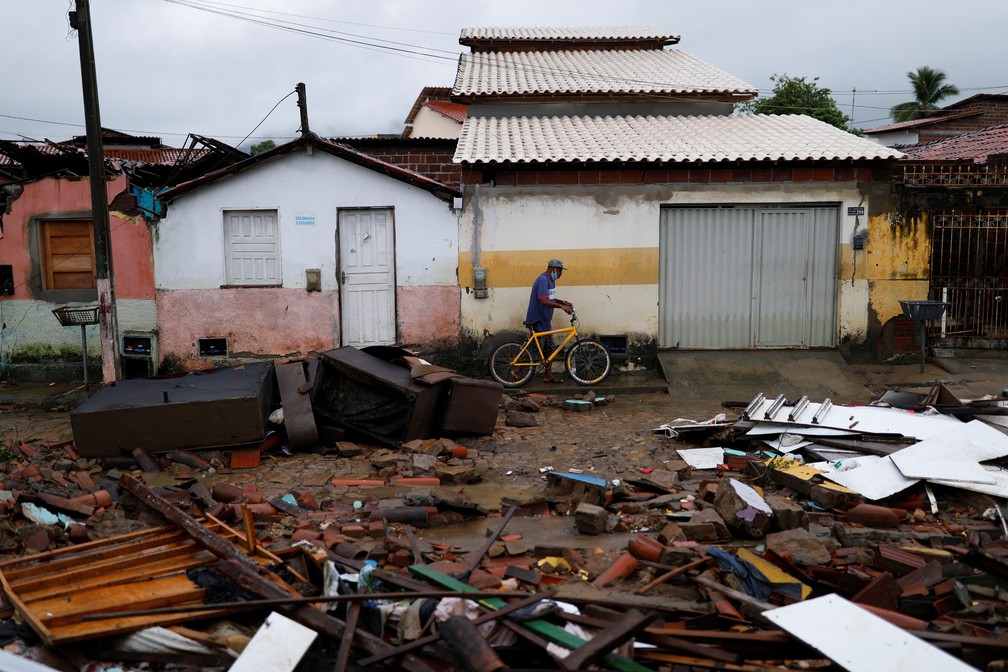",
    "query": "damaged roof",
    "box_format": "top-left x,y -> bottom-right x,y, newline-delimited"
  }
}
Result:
454,113 -> 905,164
162,133 -> 460,201
453,49 -> 756,99
898,124 -> 1008,164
